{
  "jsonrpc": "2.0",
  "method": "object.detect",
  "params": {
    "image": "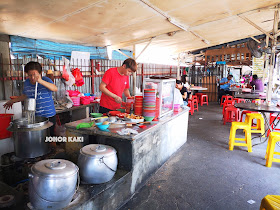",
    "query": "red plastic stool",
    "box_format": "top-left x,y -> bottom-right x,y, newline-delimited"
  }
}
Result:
220,95 -> 233,107
187,101 -> 194,115
189,98 -> 198,112
240,110 -> 258,122
223,106 -> 240,125
234,98 -> 246,103
192,95 -> 198,100
195,93 -> 203,103
222,100 -> 235,117
267,113 -> 280,137
200,94 -> 208,106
